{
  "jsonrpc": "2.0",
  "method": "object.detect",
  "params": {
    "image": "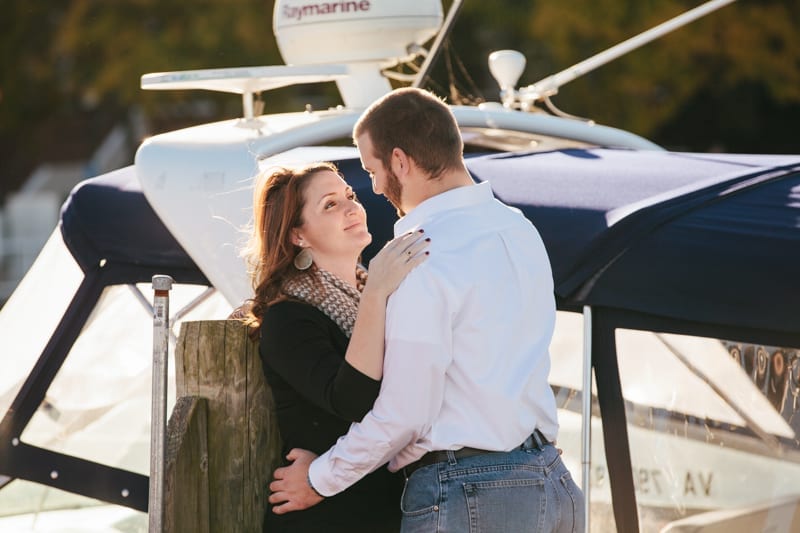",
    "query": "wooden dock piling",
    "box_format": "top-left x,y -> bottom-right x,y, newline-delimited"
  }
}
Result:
163,320 -> 282,532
